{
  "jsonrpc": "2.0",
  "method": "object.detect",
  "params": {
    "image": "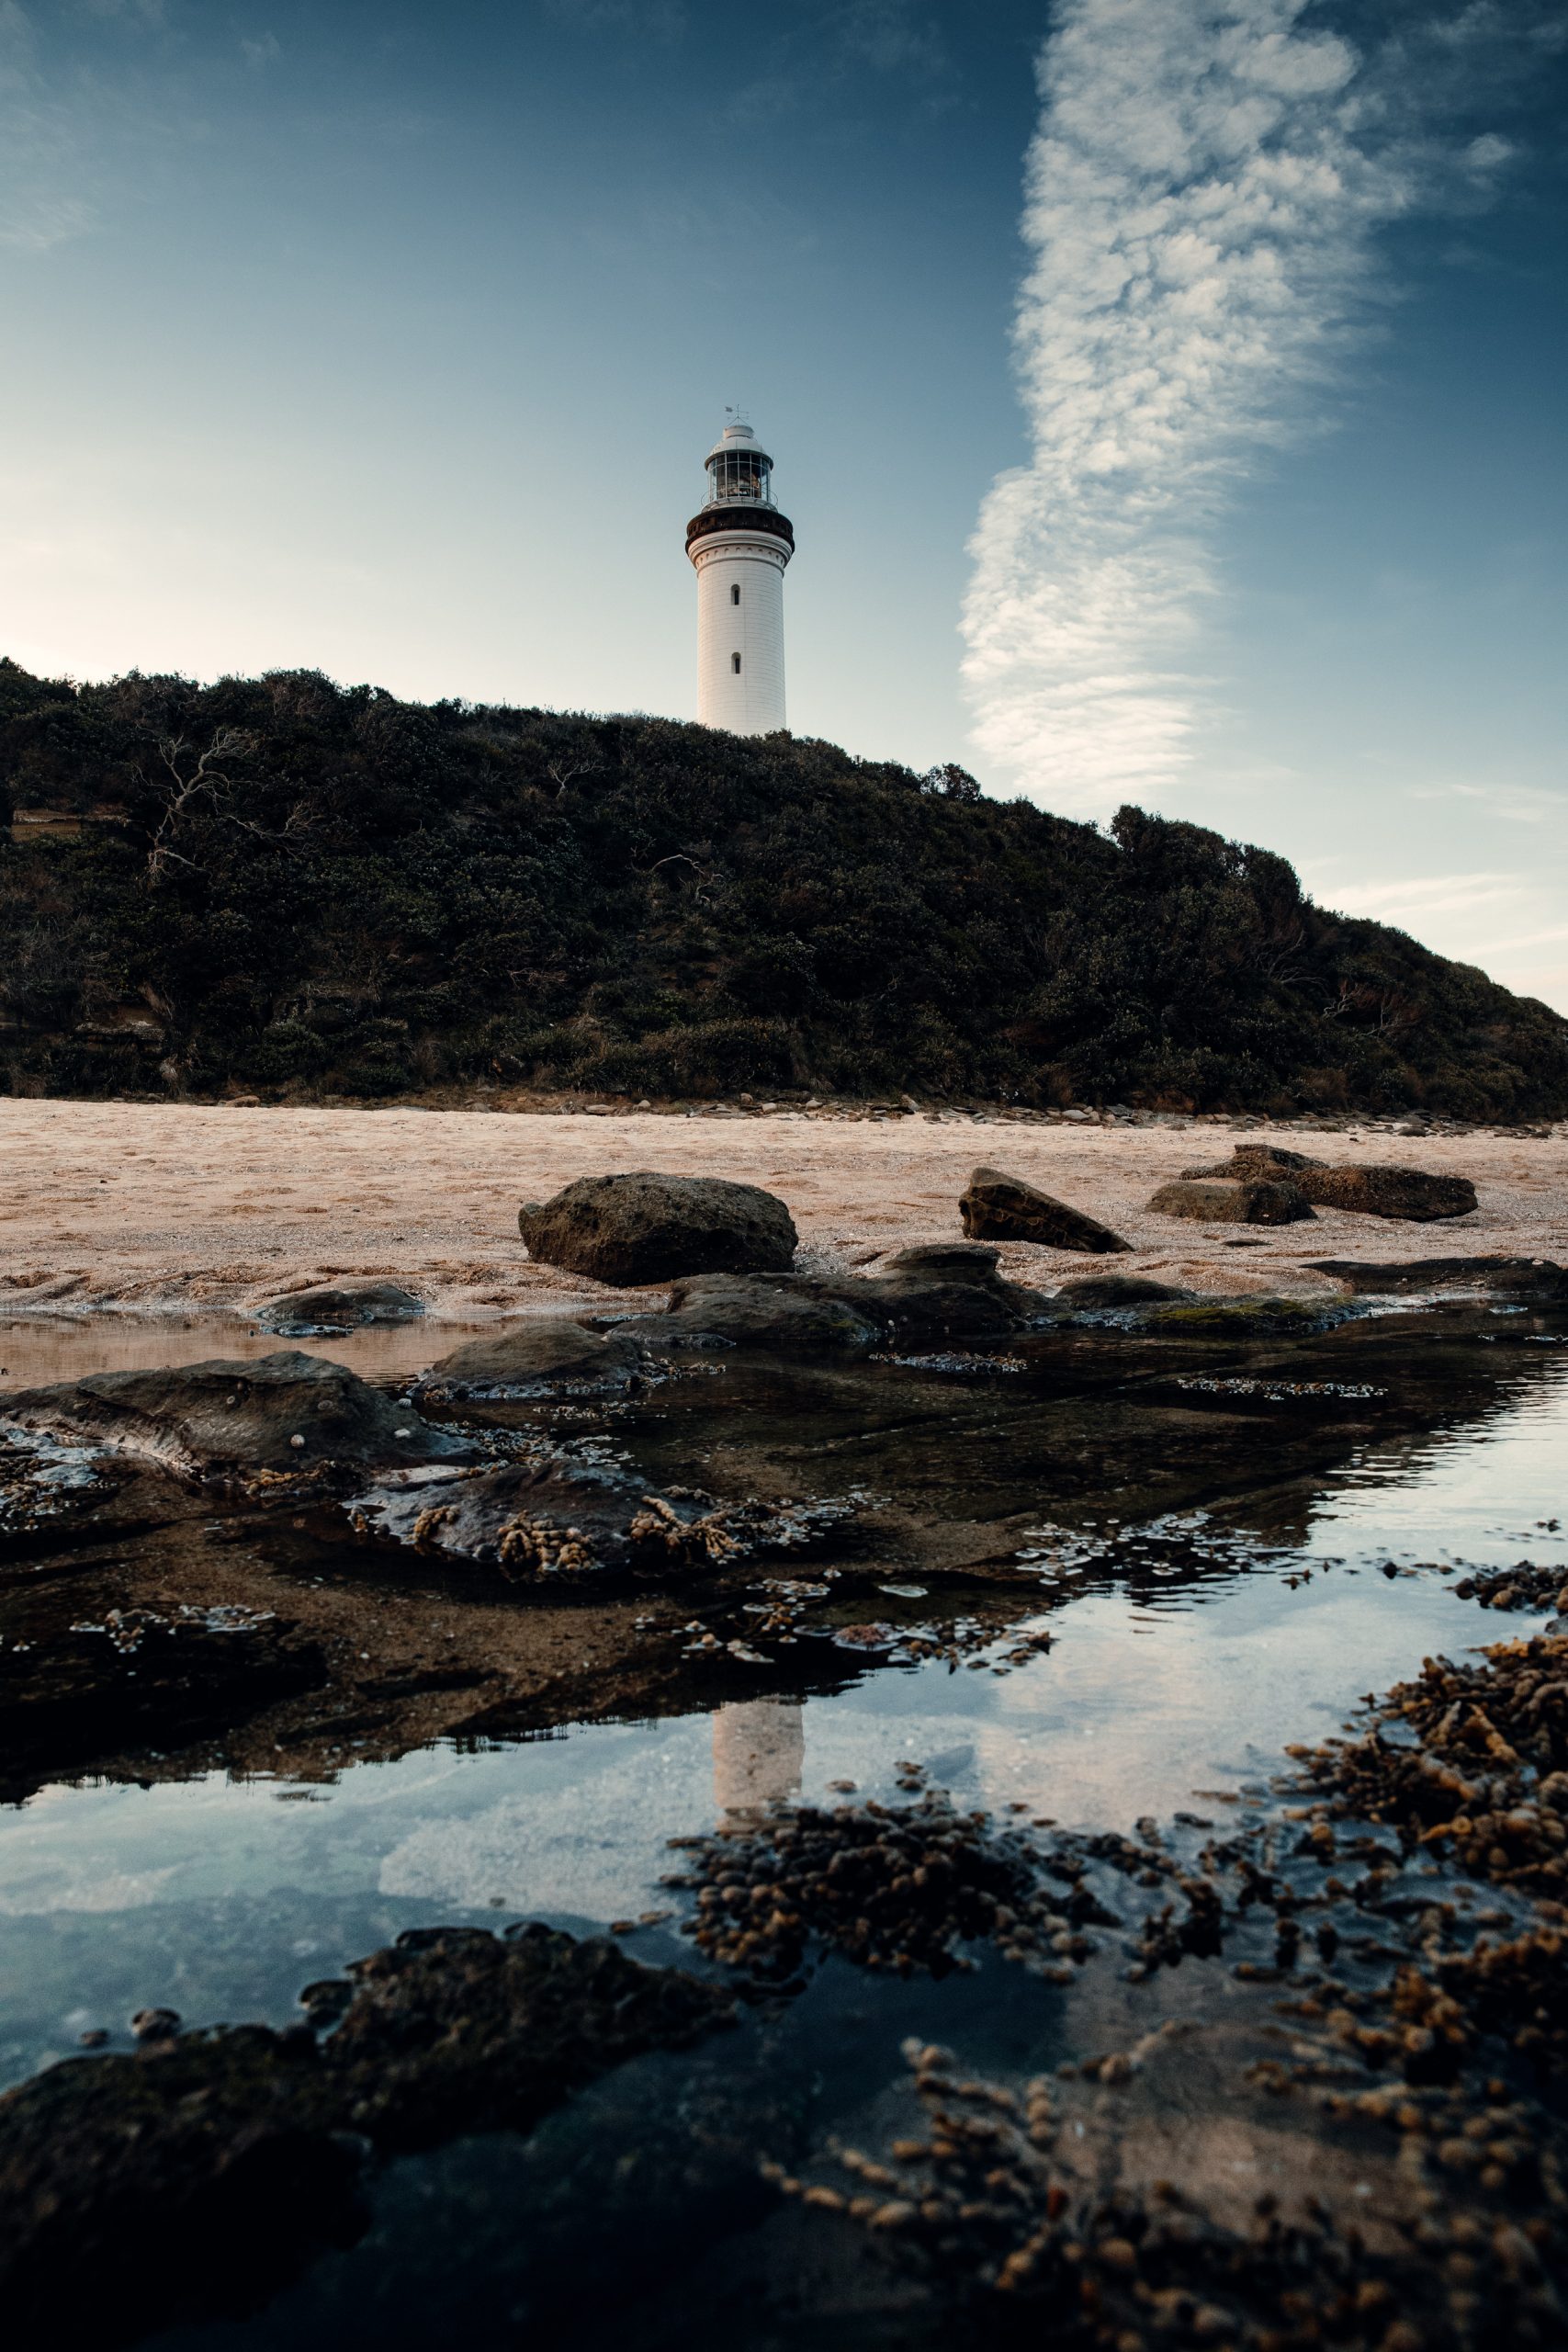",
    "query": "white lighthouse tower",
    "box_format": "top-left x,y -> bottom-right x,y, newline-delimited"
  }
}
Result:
686,414 -> 794,735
